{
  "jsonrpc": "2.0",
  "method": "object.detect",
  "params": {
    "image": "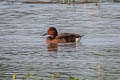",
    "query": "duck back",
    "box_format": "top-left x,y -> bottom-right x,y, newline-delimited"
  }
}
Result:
55,33 -> 81,43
